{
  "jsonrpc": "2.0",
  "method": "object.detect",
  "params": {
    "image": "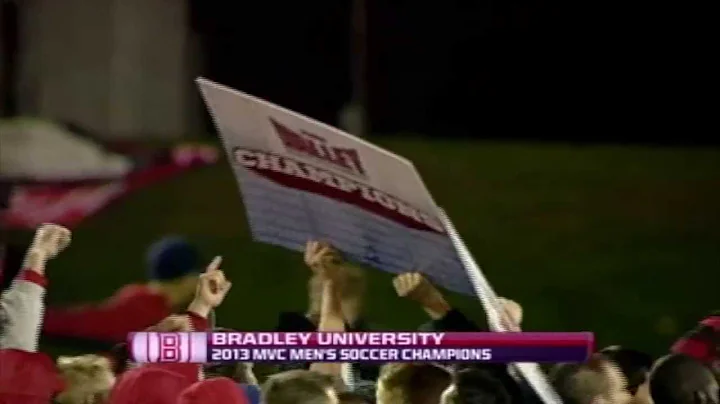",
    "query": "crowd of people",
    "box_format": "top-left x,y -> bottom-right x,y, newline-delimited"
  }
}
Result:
0,223 -> 717,404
